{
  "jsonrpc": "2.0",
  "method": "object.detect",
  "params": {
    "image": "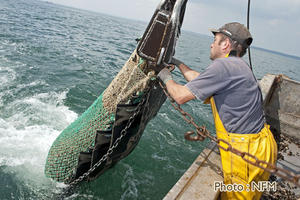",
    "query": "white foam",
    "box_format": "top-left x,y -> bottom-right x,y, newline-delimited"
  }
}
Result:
121,164 -> 139,200
0,122 -> 59,168
0,65 -> 17,86
5,90 -> 77,129
0,90 -> 78,187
